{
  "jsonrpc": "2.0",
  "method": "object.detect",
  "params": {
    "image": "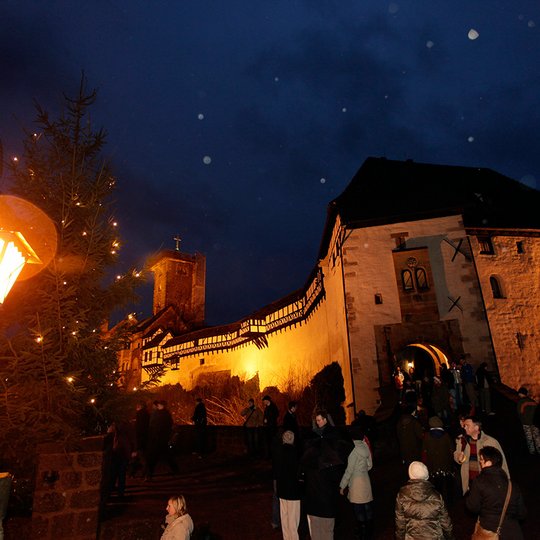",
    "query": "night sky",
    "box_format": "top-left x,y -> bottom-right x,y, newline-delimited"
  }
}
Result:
1,1 -> 539,325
